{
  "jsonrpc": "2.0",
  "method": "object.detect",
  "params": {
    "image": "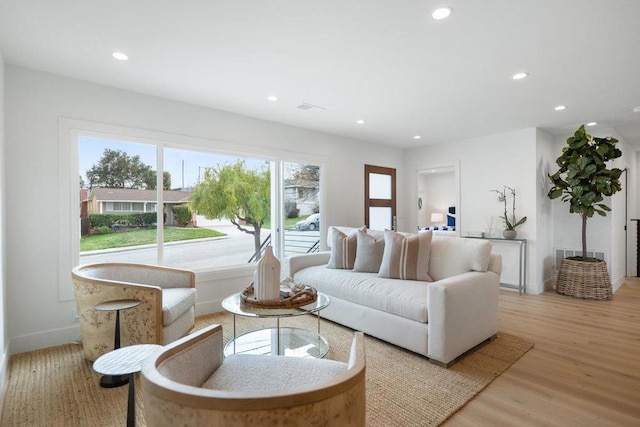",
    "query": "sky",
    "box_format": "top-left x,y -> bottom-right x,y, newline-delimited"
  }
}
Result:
78,136 -> 269,189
